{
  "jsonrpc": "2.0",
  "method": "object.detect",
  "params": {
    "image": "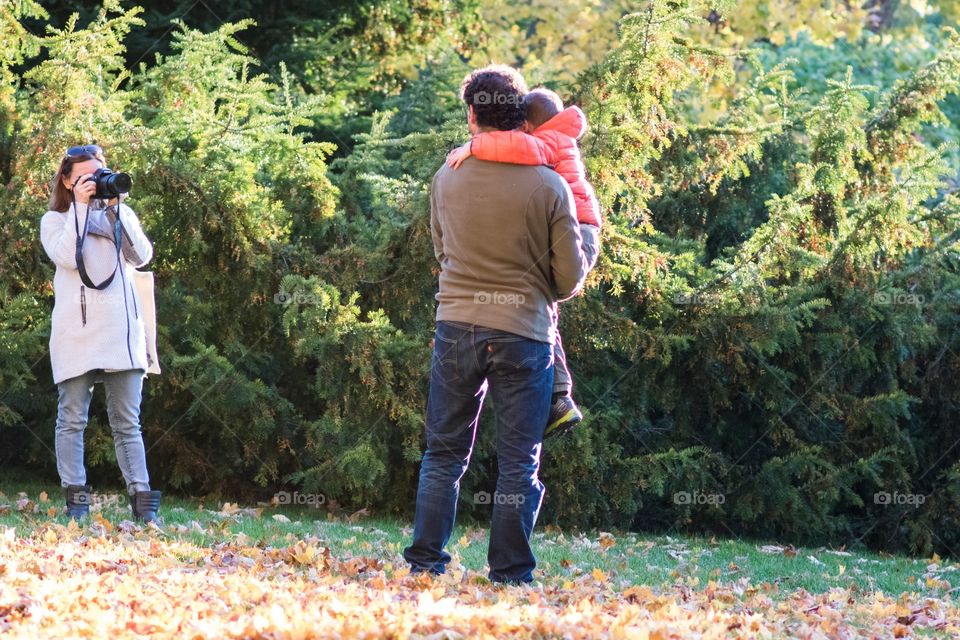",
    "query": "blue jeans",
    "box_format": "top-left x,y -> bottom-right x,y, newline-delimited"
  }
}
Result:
404,321 -> 554,583
55,369 -> 151,495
